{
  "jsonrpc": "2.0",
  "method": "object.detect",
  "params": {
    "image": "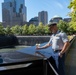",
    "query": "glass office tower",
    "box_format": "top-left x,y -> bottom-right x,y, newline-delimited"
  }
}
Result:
4,0 -> 11,2
2,0 -> 27,27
